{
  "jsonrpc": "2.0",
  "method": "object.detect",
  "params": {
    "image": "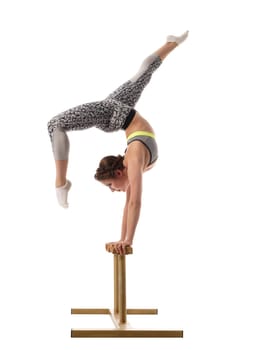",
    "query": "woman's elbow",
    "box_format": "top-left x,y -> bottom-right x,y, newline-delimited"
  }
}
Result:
128,199 -> 142,209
